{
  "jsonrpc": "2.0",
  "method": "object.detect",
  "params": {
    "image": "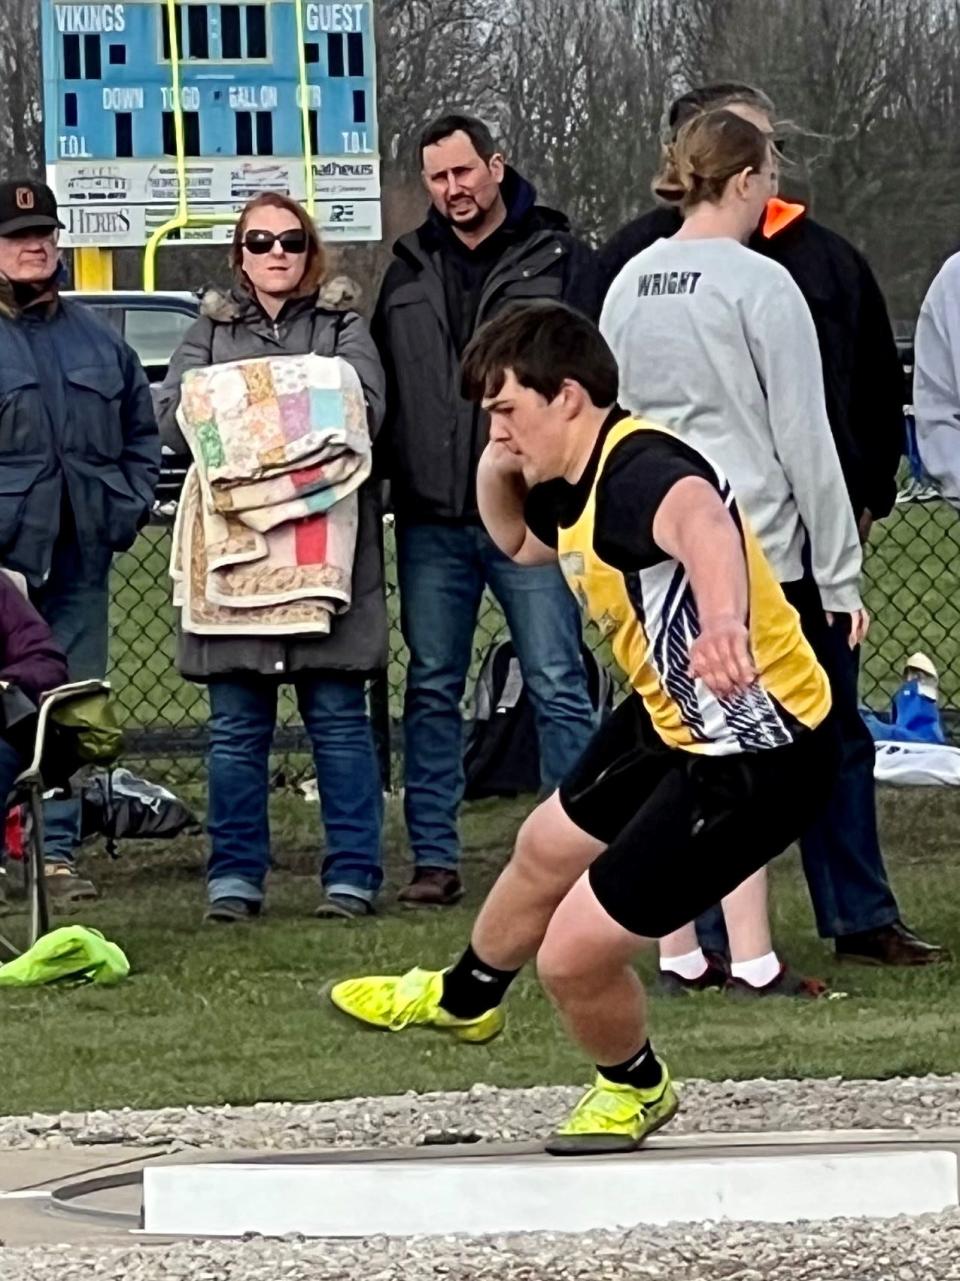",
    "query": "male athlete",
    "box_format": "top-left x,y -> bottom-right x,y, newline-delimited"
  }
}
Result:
329,301 -> 840,1155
